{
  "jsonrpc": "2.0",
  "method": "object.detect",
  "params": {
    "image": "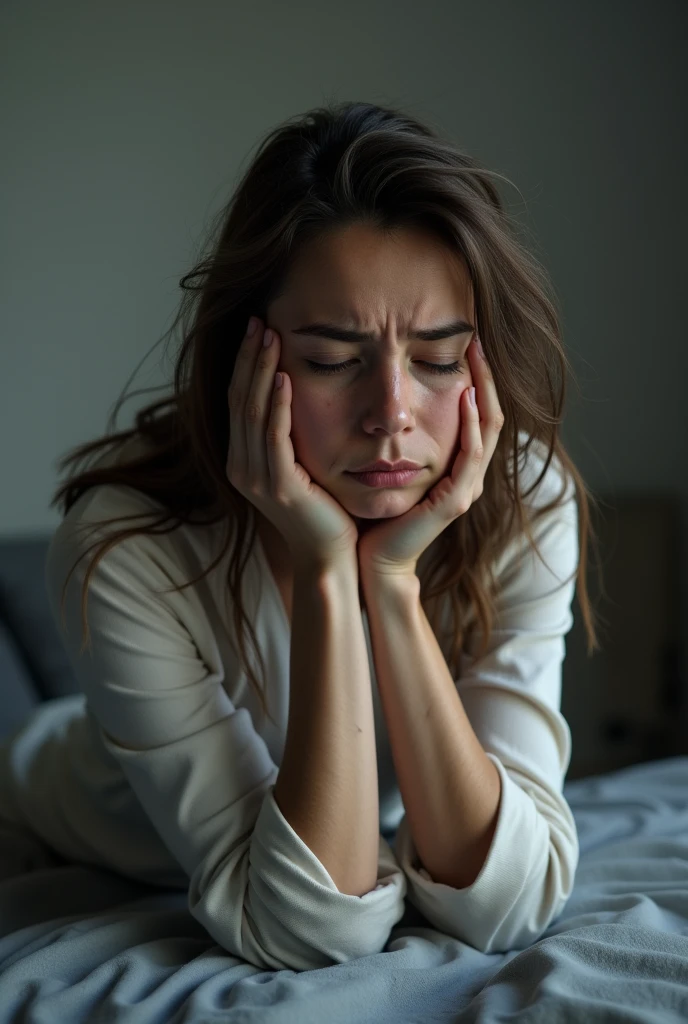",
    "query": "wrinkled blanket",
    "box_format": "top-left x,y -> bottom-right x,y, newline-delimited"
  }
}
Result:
2,741 -> 688,1022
